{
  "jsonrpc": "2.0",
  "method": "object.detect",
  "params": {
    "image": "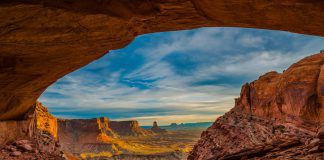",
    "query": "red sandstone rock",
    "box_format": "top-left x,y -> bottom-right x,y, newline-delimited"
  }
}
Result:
10,151 -> 21,157
0,132 -> 64,160
151,121 -> 167,134
109,120 -> 152,136
237,53 -> 324,125
57,117 -> 116,153
35,102 -> 58,139
317,125 -> 324,139
189,53 -> 324,160
0,1 -> 324,159
57,117 -> 152,156
19,144 -> 33,152
1,0 -> 324,121
0,107 -> 36,146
